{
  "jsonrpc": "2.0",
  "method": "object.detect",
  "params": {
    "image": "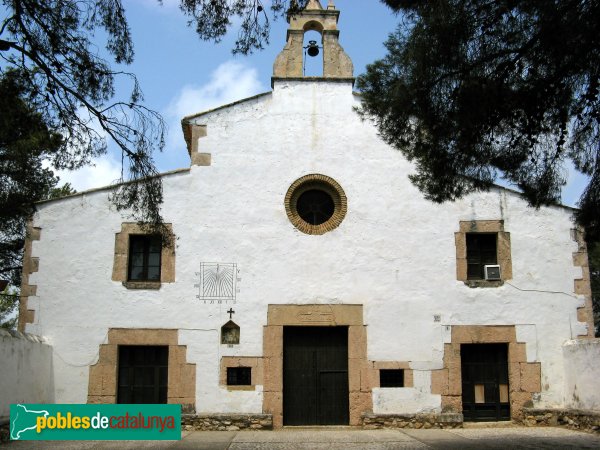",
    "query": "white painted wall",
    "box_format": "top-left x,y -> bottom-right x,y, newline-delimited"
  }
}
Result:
25,80 -> 588,414
373,371 -> 439,414
563,339 -> 600,411
0,330 -> 54,421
